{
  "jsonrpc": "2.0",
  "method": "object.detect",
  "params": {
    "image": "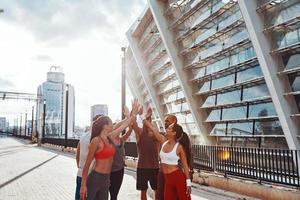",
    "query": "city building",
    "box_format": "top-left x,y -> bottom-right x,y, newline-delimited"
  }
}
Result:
36,66 -> 75,138
125,0 -> 300,149
90,104 -> 108,123
0,117 -> 7,132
